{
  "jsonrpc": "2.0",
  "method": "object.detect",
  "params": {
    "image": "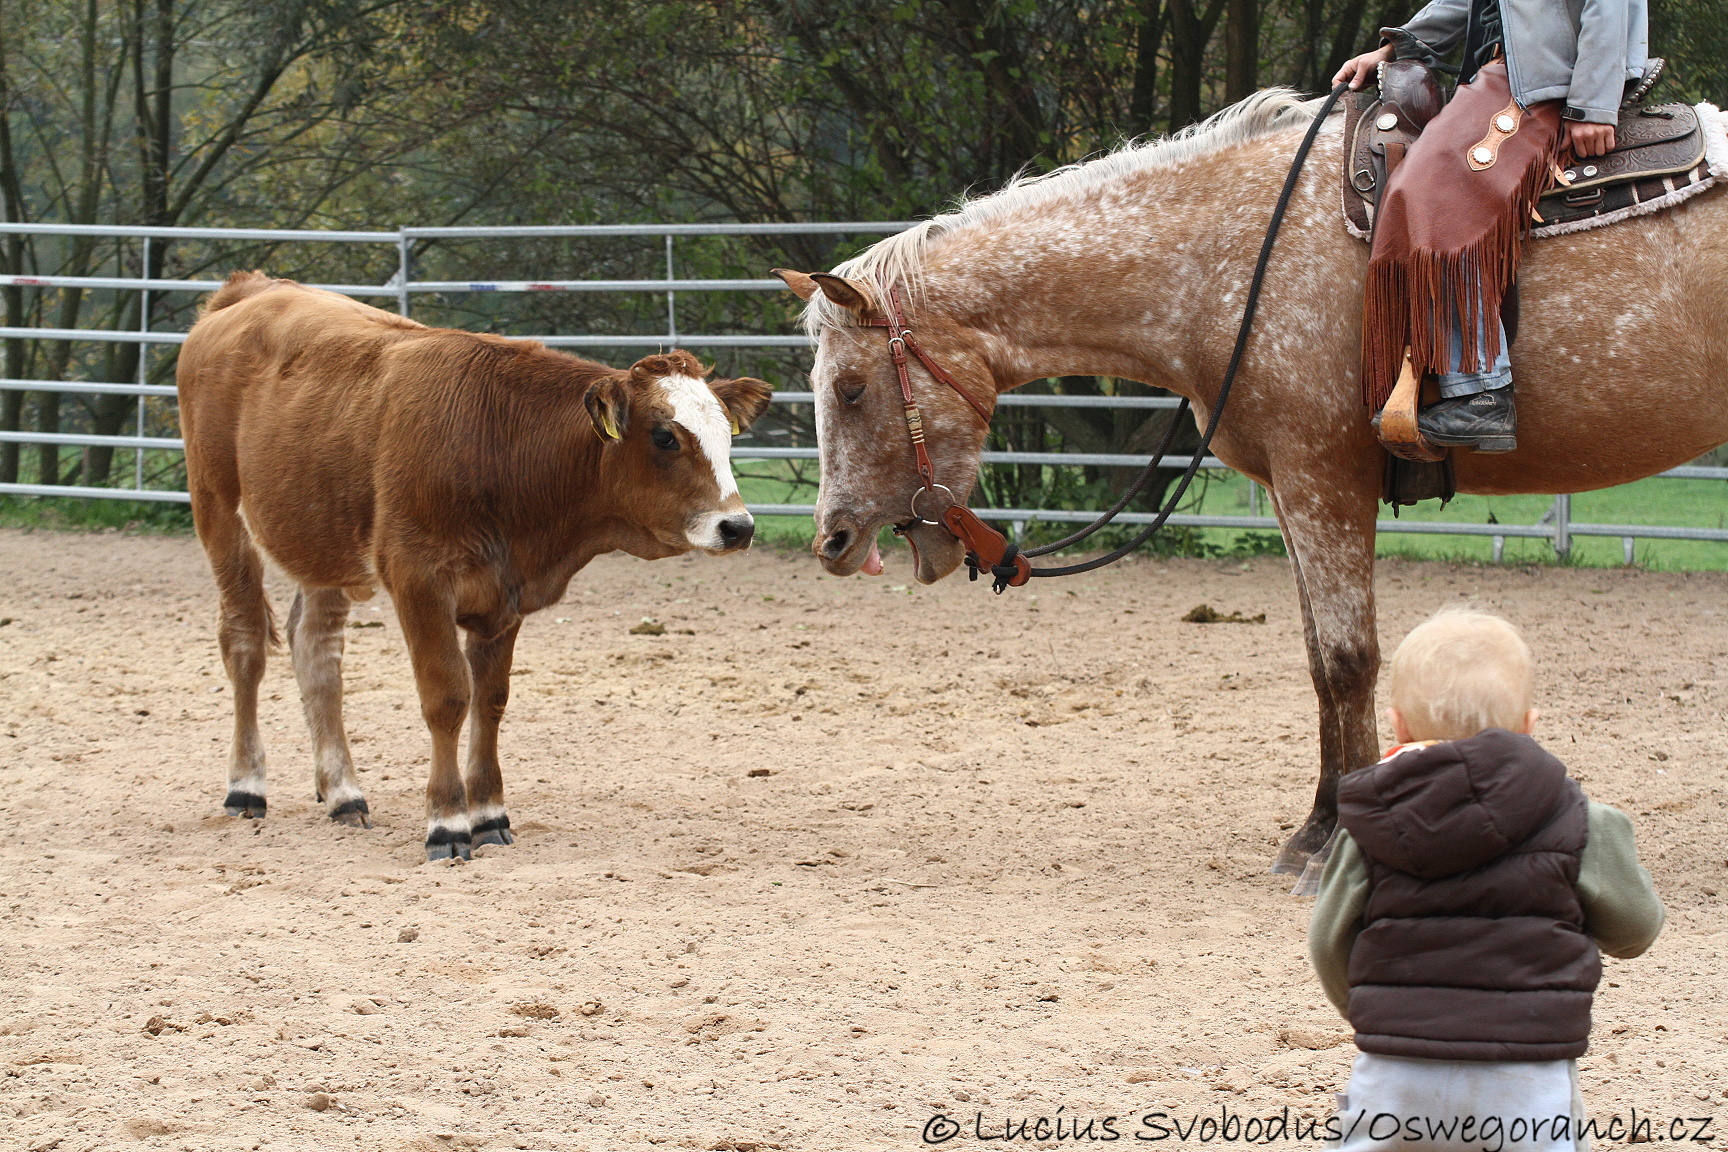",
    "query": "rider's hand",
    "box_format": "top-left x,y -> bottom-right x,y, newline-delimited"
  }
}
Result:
1333,44 -> 1393,90
1567,121 -> 1616,158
